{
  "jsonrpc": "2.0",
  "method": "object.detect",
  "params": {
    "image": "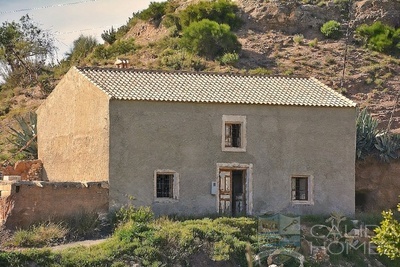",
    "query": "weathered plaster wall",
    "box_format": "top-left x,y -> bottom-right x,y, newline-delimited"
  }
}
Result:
109,101 -> 356,216
0,181 -> 108,229
36,68 -> 110,182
